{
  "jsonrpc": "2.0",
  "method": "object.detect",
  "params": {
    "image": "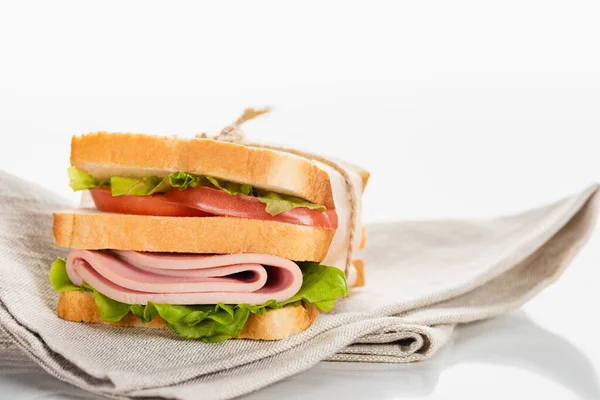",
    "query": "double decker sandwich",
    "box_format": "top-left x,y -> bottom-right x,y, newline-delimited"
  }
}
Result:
49,114 -> 368,342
